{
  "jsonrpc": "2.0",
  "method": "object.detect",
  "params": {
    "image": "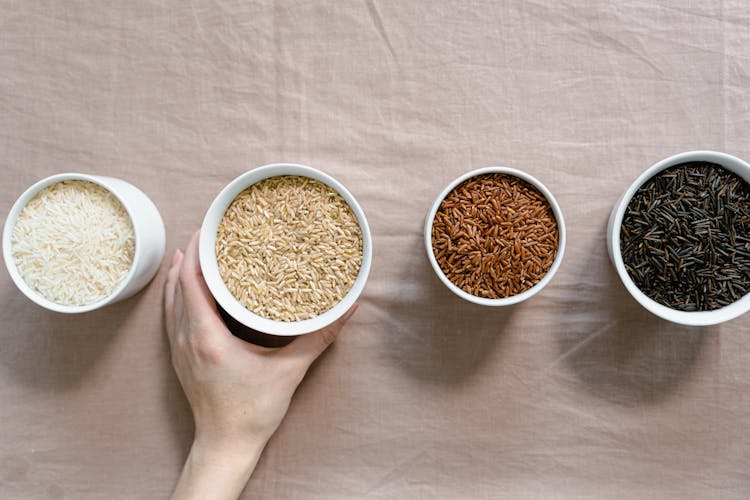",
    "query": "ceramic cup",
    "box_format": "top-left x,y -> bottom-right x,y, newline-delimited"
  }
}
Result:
3,172 -> 166,313
199,163 -> 372,336
424,166 -> 566,306
607,150 -> 750,326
